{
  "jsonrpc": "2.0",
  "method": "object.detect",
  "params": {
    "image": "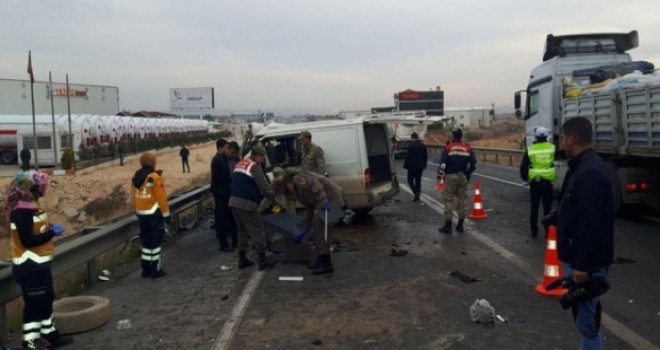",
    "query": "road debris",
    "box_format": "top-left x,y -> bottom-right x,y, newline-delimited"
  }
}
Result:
449,270 -> 481,283
116,319 -> 132,330
278,276 -> 304,282
390,249 -> 408,257
469,299 -> 495,323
